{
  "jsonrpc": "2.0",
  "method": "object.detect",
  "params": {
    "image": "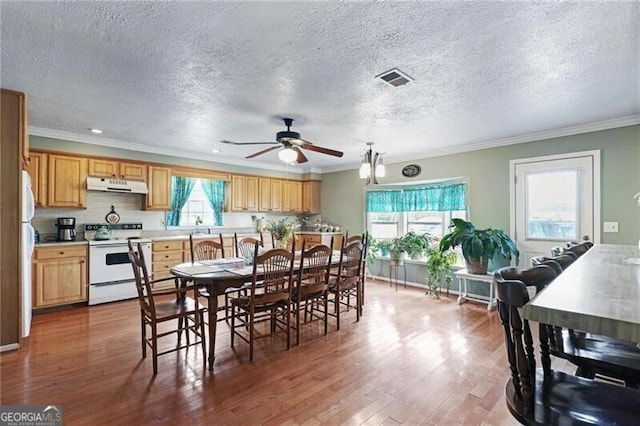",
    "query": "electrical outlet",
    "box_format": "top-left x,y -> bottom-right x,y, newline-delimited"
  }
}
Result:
603,221 -> 618,233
